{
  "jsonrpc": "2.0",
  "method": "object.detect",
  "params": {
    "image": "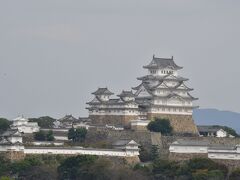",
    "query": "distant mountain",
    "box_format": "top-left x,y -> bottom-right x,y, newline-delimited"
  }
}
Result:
193,109 -> 240,133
